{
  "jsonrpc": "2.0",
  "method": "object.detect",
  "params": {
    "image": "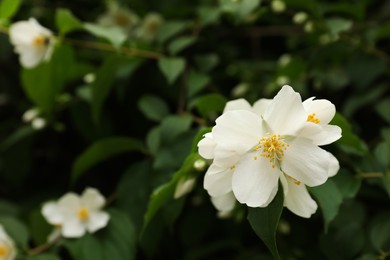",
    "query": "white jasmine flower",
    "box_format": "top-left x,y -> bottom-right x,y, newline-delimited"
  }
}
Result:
9,18 -> 54,68
174,177 -> 196,199
97,2 -> 139,35
22,108 -> 39,123
31,117 -> 46,130
293,12 -> 308,24
42,187 -> 110,238
135,13 -> 163,42
271,0 -> 286,13
0,225 -> 16,260
198,86 -> 341,218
